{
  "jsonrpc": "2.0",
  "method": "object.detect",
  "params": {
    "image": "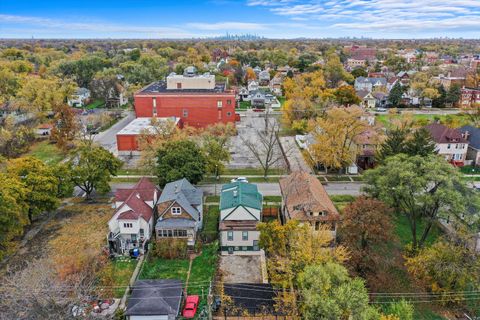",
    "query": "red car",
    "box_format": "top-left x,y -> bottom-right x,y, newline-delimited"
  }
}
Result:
182,295 -> 199,318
